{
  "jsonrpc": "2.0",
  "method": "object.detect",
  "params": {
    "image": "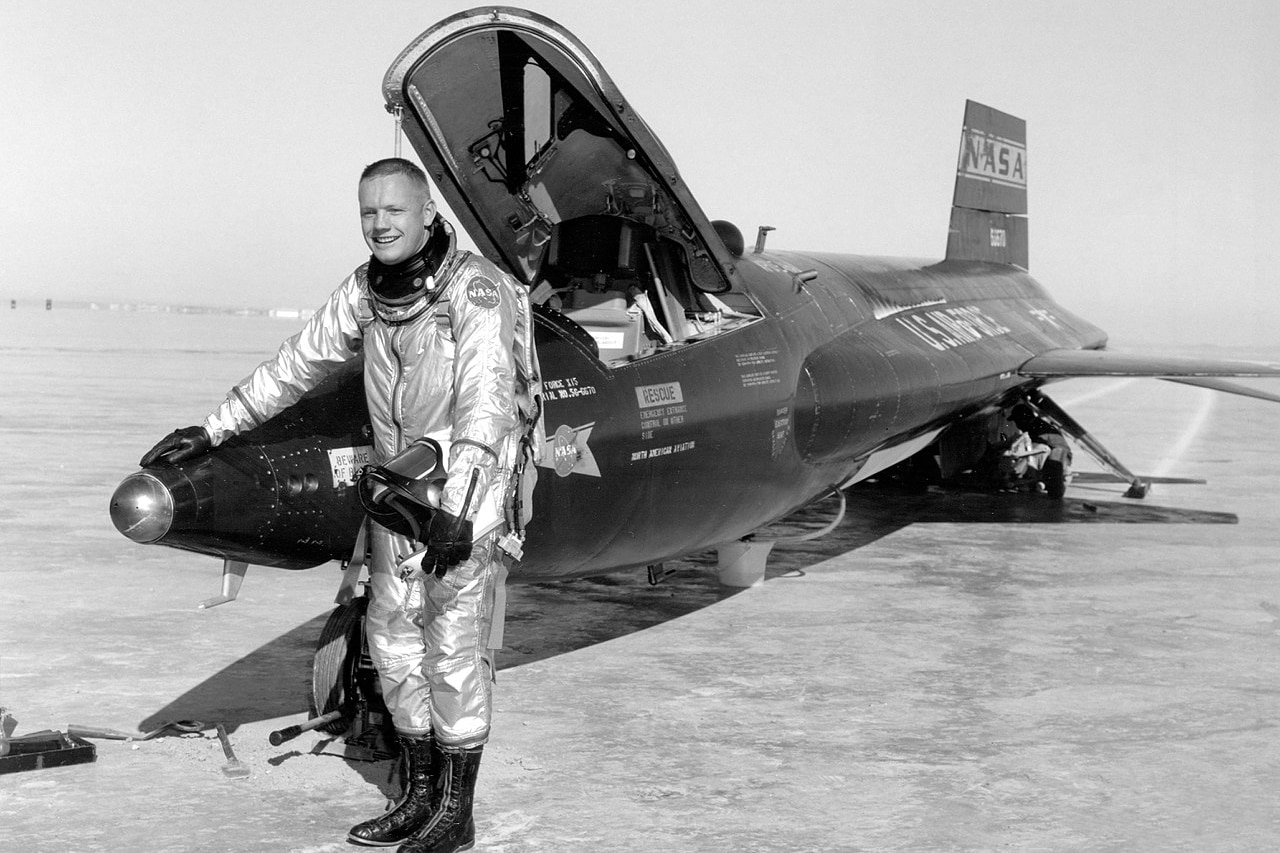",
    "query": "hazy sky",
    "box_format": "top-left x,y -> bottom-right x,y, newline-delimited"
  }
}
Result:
3,1 -> 1277,346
